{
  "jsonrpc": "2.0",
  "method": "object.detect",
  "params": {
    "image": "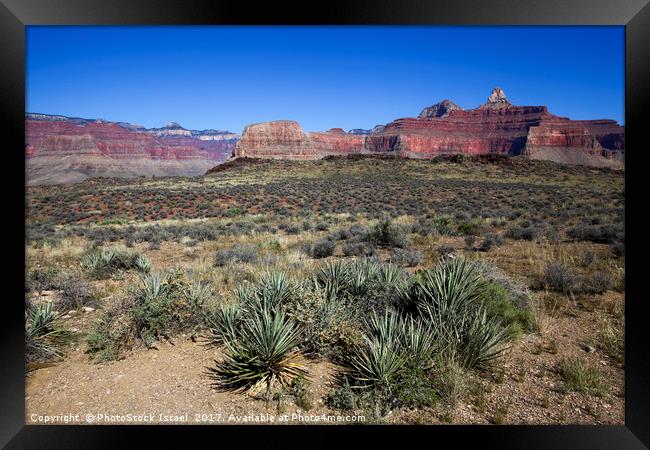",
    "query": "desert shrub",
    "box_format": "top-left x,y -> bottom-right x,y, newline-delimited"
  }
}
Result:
207,302 -> 308,396
310,238 -> 336,259
612,240 -> 625,257
457,220 -> 481,236
53,272 -> 96,311
581,271 -> 612,294
479,233 -> 504,252
315,222 -> 330,231
285,282 -> 362,359
291,374 -> 314,411
580,251 -> 595,267
342,241 -> 376,257
481,282 -> 534,339
214,244 -> 258,266
597,317 -> 624,364
471,261 -> 532,309
568,223 -> 623,244
464,235 -> 476,249
429,215 -> 455,236
26,266 -> 60,293
365,219 -> 409,249
436,244 -> 454,256
539,262 -> 578,294
86,271 -> 202,361
558,357 -> 605,396
505,225 -> 542,241
389,248 -> 423,267
285,224 -> 302,235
